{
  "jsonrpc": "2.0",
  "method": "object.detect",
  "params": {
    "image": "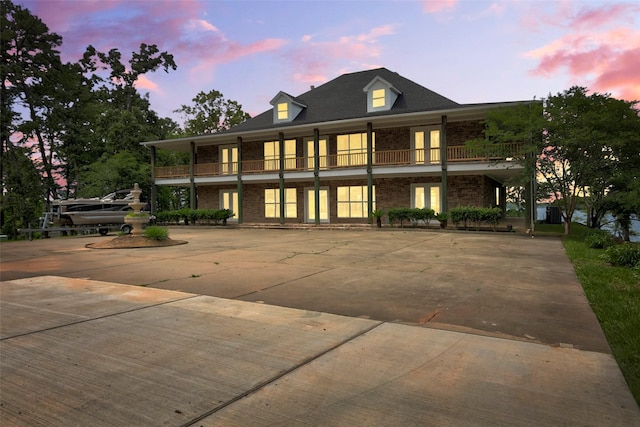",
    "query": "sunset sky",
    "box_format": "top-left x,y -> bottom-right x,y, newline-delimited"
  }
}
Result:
16,0 -> 640,123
